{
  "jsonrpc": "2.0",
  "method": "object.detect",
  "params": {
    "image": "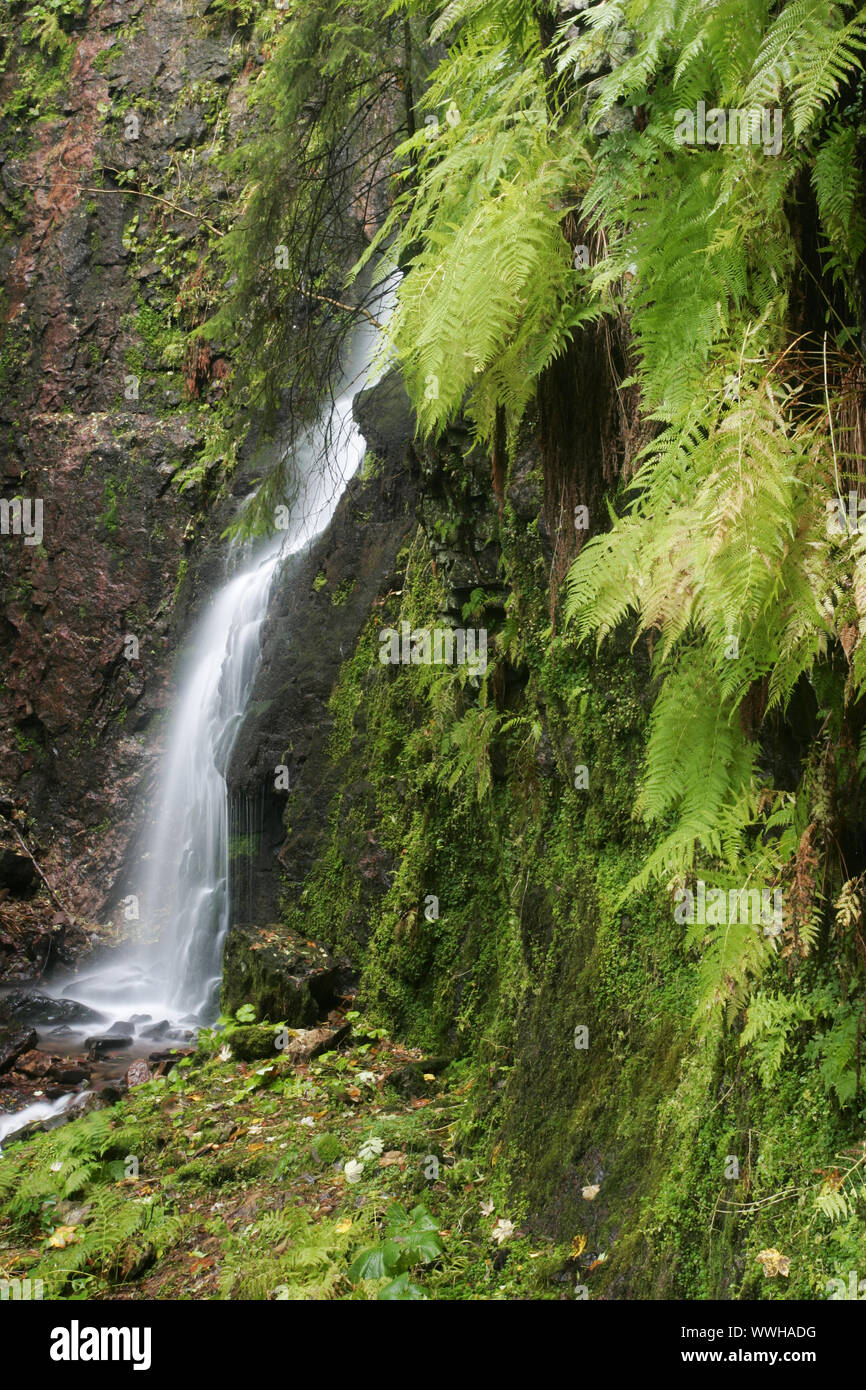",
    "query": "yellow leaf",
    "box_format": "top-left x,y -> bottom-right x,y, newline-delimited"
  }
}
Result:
46,1225 -> 82,1250
756,1248 -> 790,1278
423,1073 -> 436,1082
335,1219 -> 353,1234
571,1233 -> 587,1258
